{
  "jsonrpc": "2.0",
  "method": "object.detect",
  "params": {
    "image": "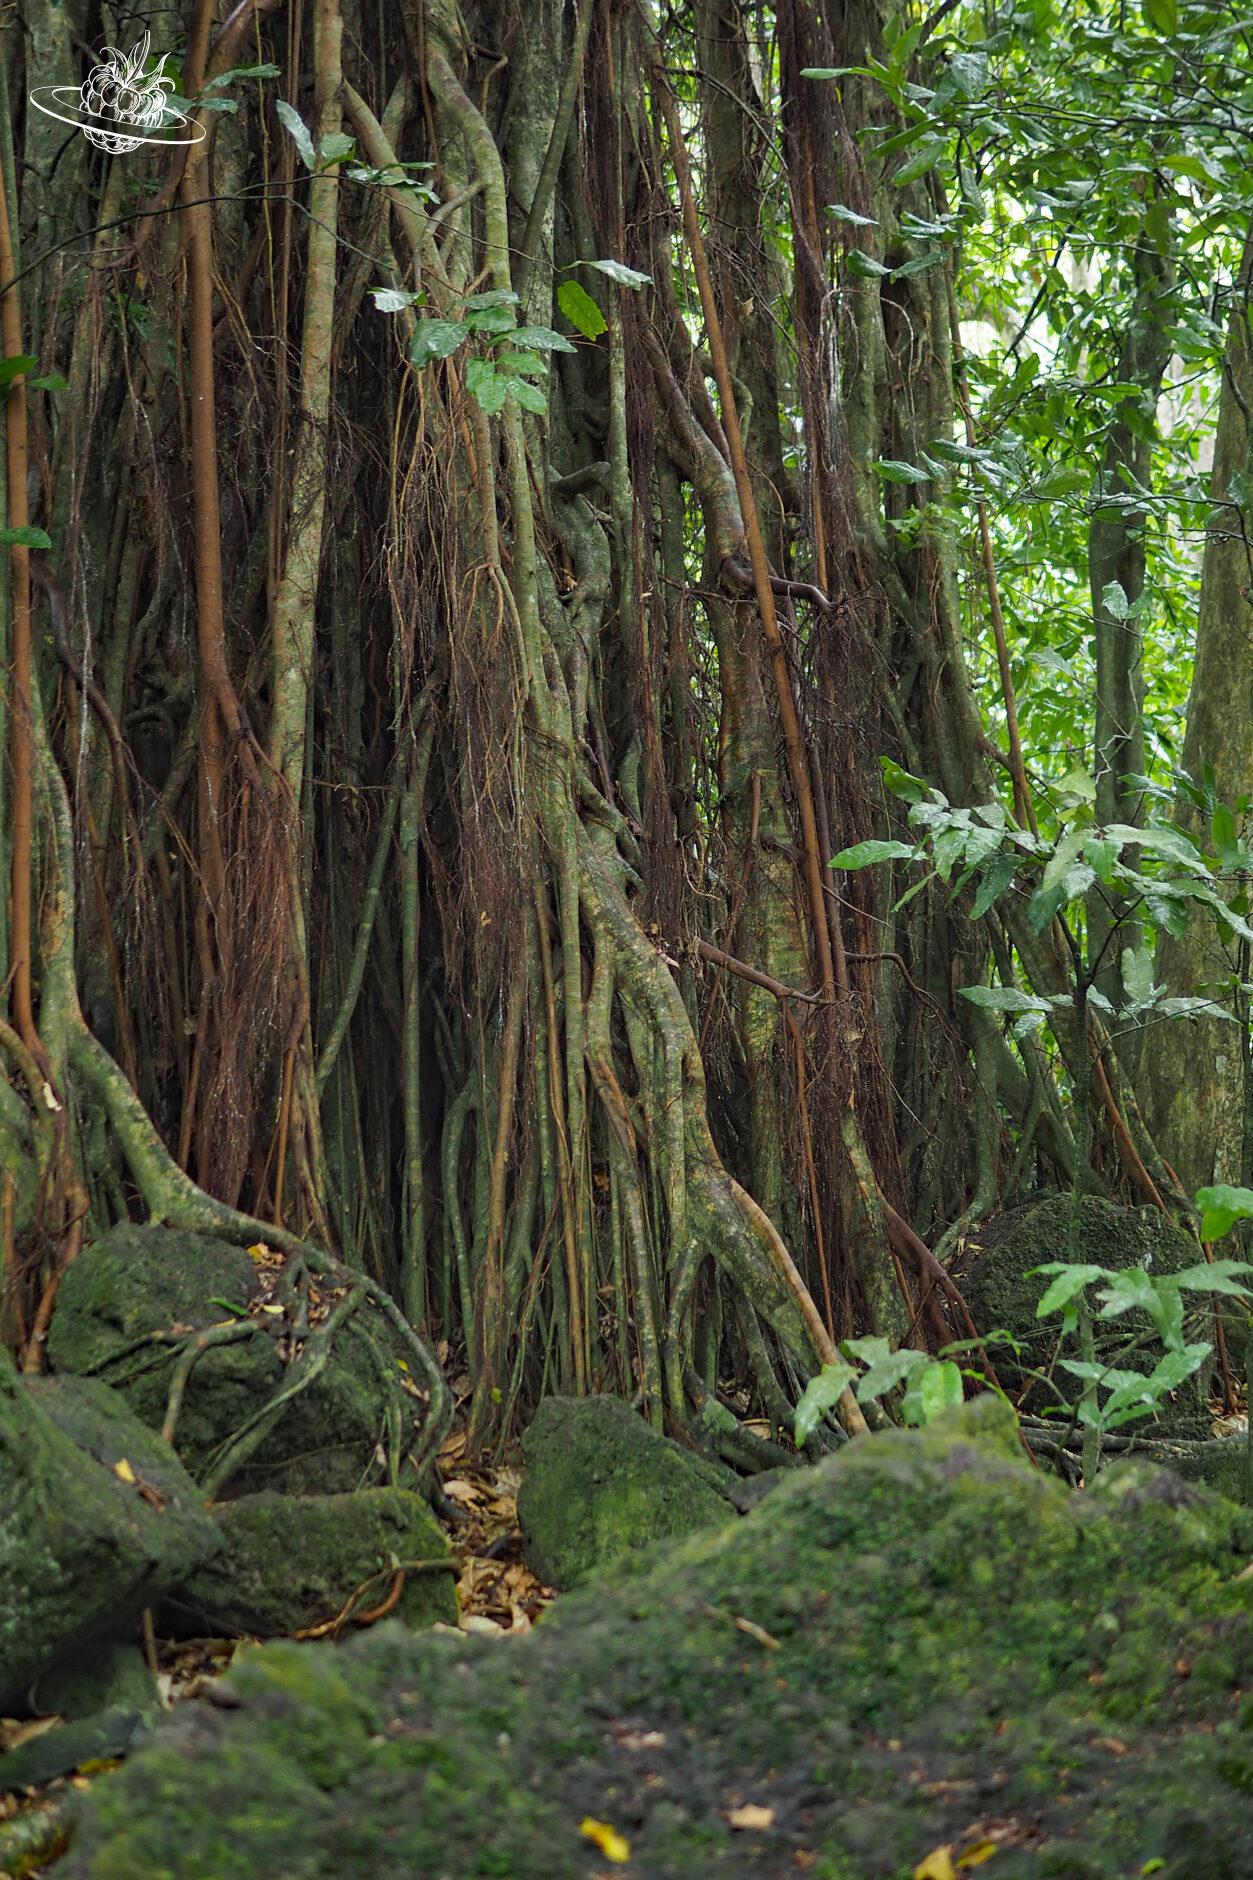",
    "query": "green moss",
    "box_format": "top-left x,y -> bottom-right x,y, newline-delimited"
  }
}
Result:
164,1488 -> 458,1636
46,1225 -> 416,1497
517,1394 -> 735,1588
59,1398 -> 1253,1877
0,1352 -> 221,1713
28,1642 -> 158,1723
